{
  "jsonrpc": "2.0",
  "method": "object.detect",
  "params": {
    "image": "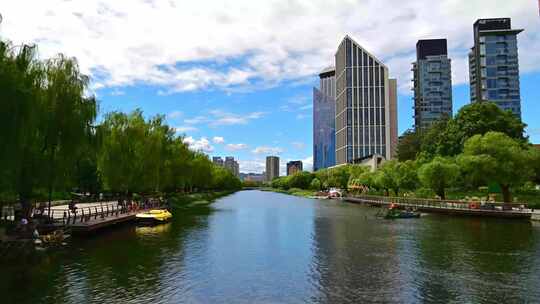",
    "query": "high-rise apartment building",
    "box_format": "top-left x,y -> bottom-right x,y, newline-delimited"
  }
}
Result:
334,35 -> 398,164
469,18 -> 523,117
412,39 -> 453,129
286,161 -> 303,176
212,156 -> 224,166
224,156 -> 240,177
313,67 -> 336,171
265,156 -> 280,182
